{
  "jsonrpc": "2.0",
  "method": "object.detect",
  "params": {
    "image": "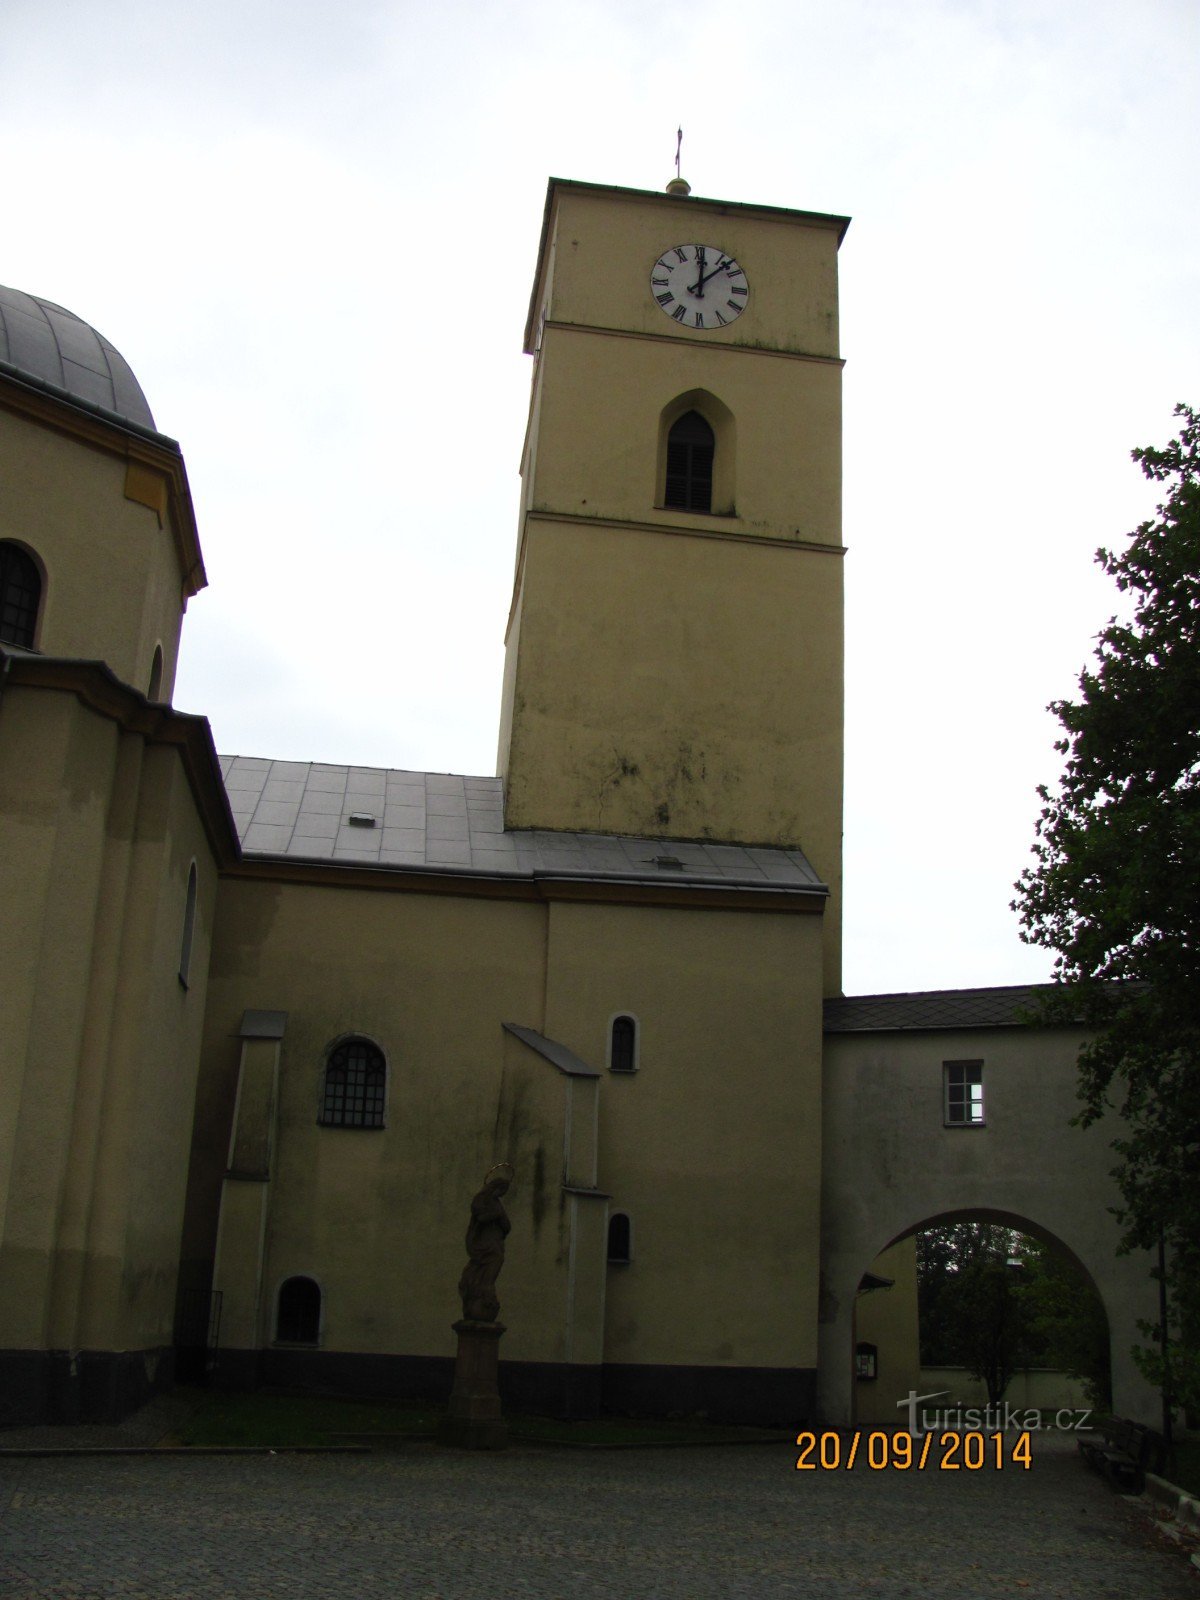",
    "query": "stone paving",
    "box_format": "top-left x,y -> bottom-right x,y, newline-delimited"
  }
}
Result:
0,1430 -> 1196,1599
